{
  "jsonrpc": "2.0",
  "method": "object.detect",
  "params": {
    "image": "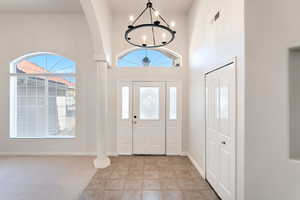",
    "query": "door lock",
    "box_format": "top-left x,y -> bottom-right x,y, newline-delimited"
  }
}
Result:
221,141 -> 226,145
133,115 -> 137,124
